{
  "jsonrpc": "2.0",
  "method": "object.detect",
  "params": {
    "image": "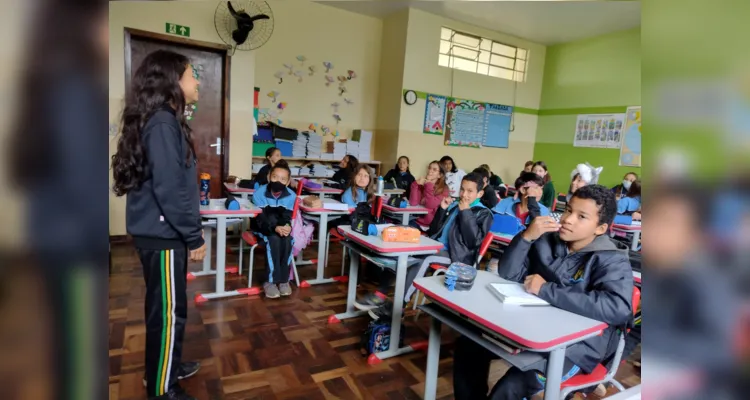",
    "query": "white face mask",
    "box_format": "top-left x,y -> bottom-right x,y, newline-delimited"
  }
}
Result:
622,180 -> 632,190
